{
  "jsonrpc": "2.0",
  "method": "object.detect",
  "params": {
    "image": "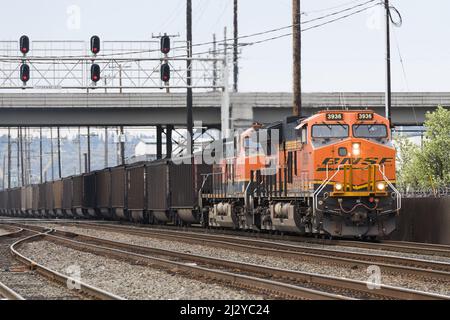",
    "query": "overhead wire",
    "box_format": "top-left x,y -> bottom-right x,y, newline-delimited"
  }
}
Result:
305,0 -> 369,14
0,0 -> 381,60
